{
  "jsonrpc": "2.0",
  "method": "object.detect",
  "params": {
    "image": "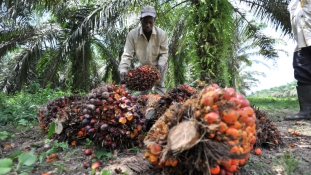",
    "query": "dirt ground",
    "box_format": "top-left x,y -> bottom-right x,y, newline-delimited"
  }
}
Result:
0,109 -> 310,175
